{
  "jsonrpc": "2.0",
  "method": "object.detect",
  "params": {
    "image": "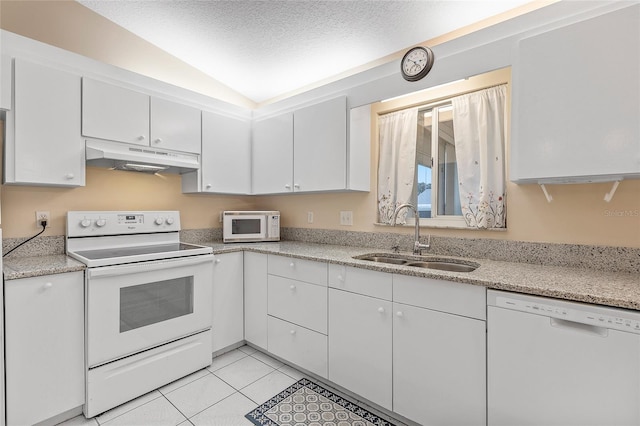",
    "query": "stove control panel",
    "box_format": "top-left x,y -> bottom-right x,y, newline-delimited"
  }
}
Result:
67,211 -> 181,237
